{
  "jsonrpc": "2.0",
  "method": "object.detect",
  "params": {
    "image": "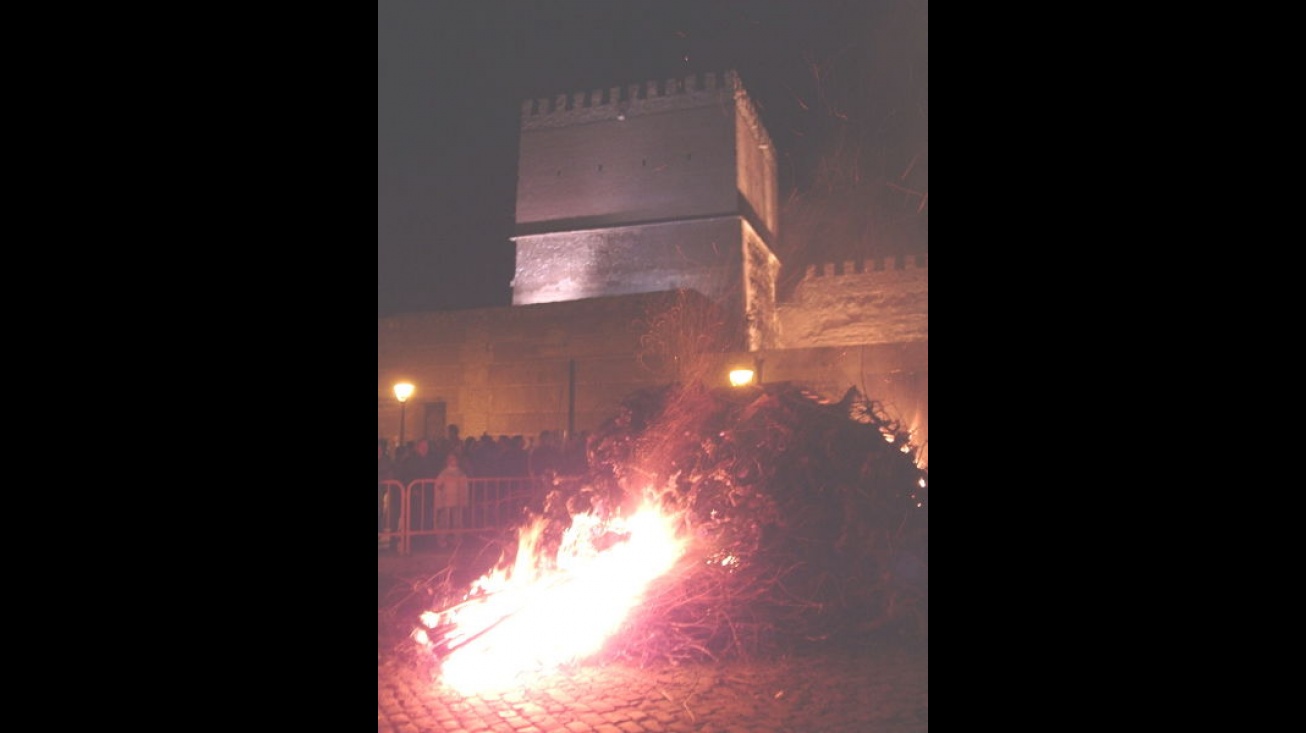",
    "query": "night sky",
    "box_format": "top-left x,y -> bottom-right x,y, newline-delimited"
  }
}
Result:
378,0 -> 927,316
